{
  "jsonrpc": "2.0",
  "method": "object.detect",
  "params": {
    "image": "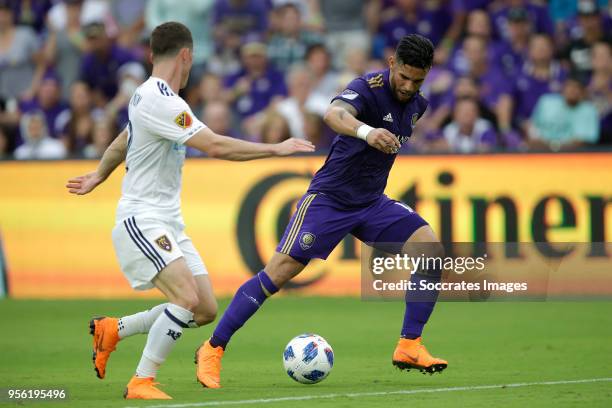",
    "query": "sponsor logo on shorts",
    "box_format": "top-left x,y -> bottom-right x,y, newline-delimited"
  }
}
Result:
299,232 -> 316,250
155,235 -> 172,252
174,111 -> 193,128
